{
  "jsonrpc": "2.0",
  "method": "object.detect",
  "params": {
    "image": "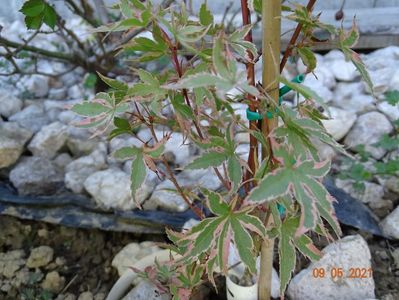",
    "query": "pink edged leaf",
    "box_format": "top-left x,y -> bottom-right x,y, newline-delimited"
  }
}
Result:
294,234 -> 323,261
230,217 -> 256,274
